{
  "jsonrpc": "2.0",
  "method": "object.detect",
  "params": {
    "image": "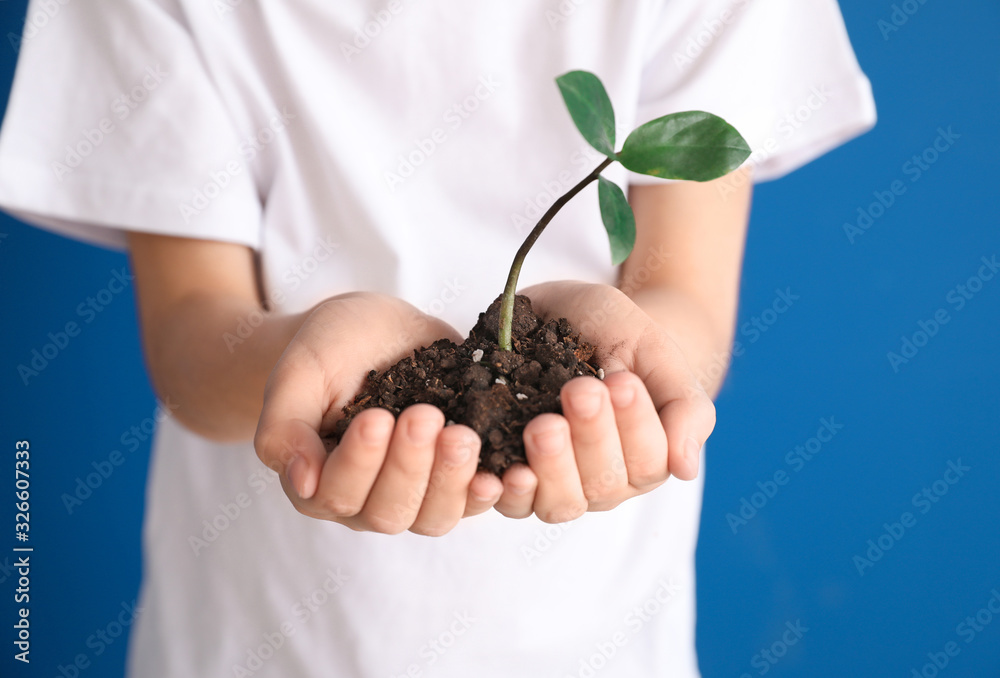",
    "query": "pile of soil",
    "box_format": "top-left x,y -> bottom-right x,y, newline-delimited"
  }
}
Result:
324,295 -> 603,475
